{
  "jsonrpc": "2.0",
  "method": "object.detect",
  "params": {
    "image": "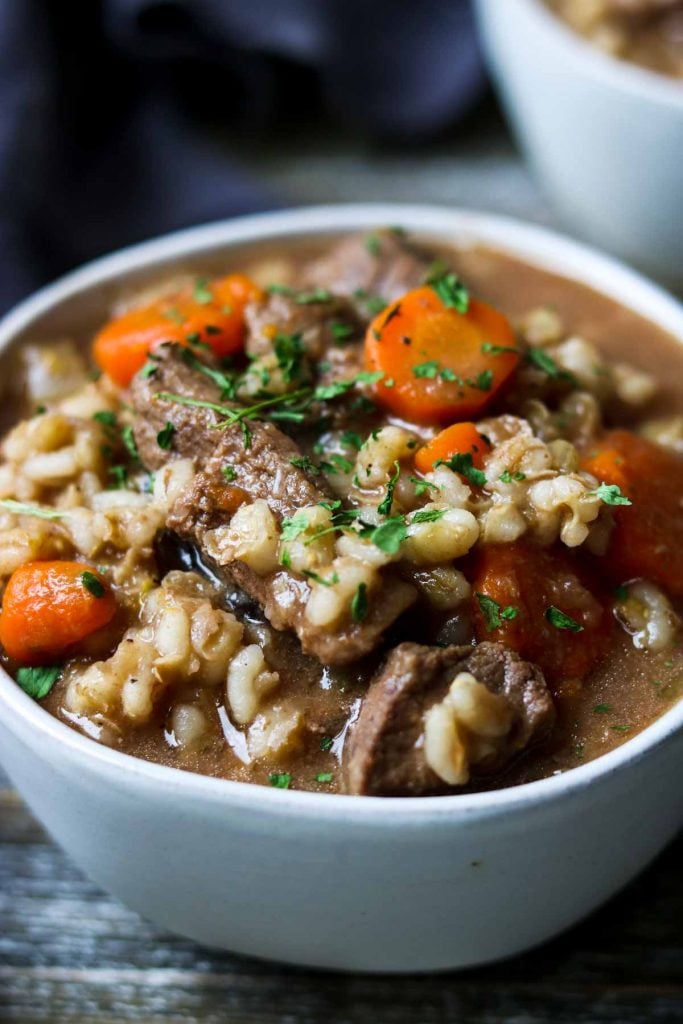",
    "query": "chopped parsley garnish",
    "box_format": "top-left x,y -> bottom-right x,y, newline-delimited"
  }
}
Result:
138,359 -> 158,379
320,736 -> 333,752
474,369 -> 493,391
193,276 -> 214,304
377,460 -> 400,516
81,571 -> 105,598
320,454 -> 354,475
588,482 -> 632,506
499,470 -> 526,483
365,233 -> 381,256
545,606 -> 584,632
594,703 -> 611,714
351,582 -> 369,623
426,269 -> 469,314
269,772 -> 292,789
16,665 -> 62,700
93,410 -> 117,427
222,465 -> 237,482
411,508 -> 447,524
280,512 -> 311,542
409,475 -> 438,498
275,332 -> 305,382
120,424 -> 139,461
367,517 -> 407,554
315,772 -> 334,784
526,348 -> 576,384
180,348 -> 236,399
481,341 -> 519,356
340,430 -> 364,451
107,465 -> 128,488
330,321 -> 355,343
434,452 -> 487,487
614,584 -> 629,600
303,570 -> 340,587
0,500 -> 67,520
611,724 -> 631,732
314,370 -> 383,401
156,421 -> 176,450
296,287 -> 333,305
476,593 -> 518,631
413,360 -> 440,379
290,455 -> 321,475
